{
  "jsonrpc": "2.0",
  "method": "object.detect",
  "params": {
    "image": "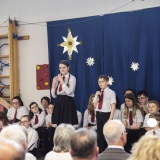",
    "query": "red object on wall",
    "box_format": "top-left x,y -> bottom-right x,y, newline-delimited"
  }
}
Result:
36,64 -> 50,90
